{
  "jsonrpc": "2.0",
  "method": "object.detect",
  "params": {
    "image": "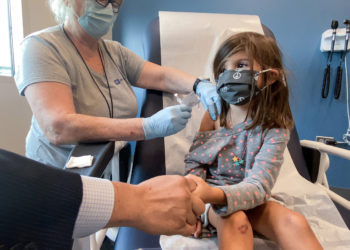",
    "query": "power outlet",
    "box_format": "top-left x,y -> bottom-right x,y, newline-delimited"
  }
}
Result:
316,136 -> 336,144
